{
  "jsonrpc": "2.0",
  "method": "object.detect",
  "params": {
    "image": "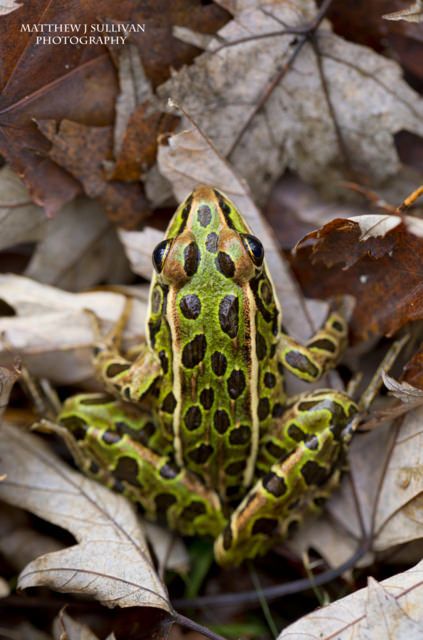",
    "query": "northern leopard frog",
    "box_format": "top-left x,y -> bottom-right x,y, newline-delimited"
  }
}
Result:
59,186 -> 357,566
